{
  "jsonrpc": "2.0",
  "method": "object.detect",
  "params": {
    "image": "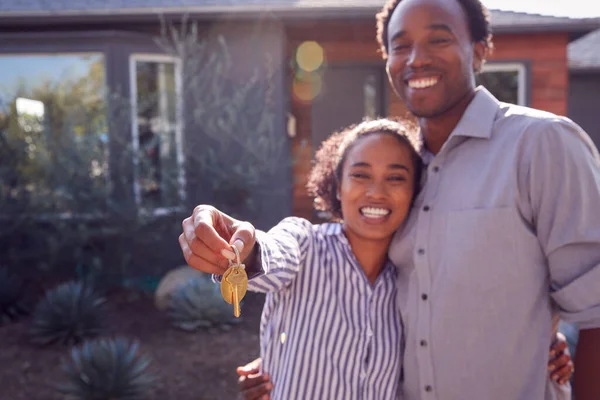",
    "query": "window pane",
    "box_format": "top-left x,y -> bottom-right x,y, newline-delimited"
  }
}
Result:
476,69 -> 520,104
0,54 -> 108,215
134,59 -> 182,210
